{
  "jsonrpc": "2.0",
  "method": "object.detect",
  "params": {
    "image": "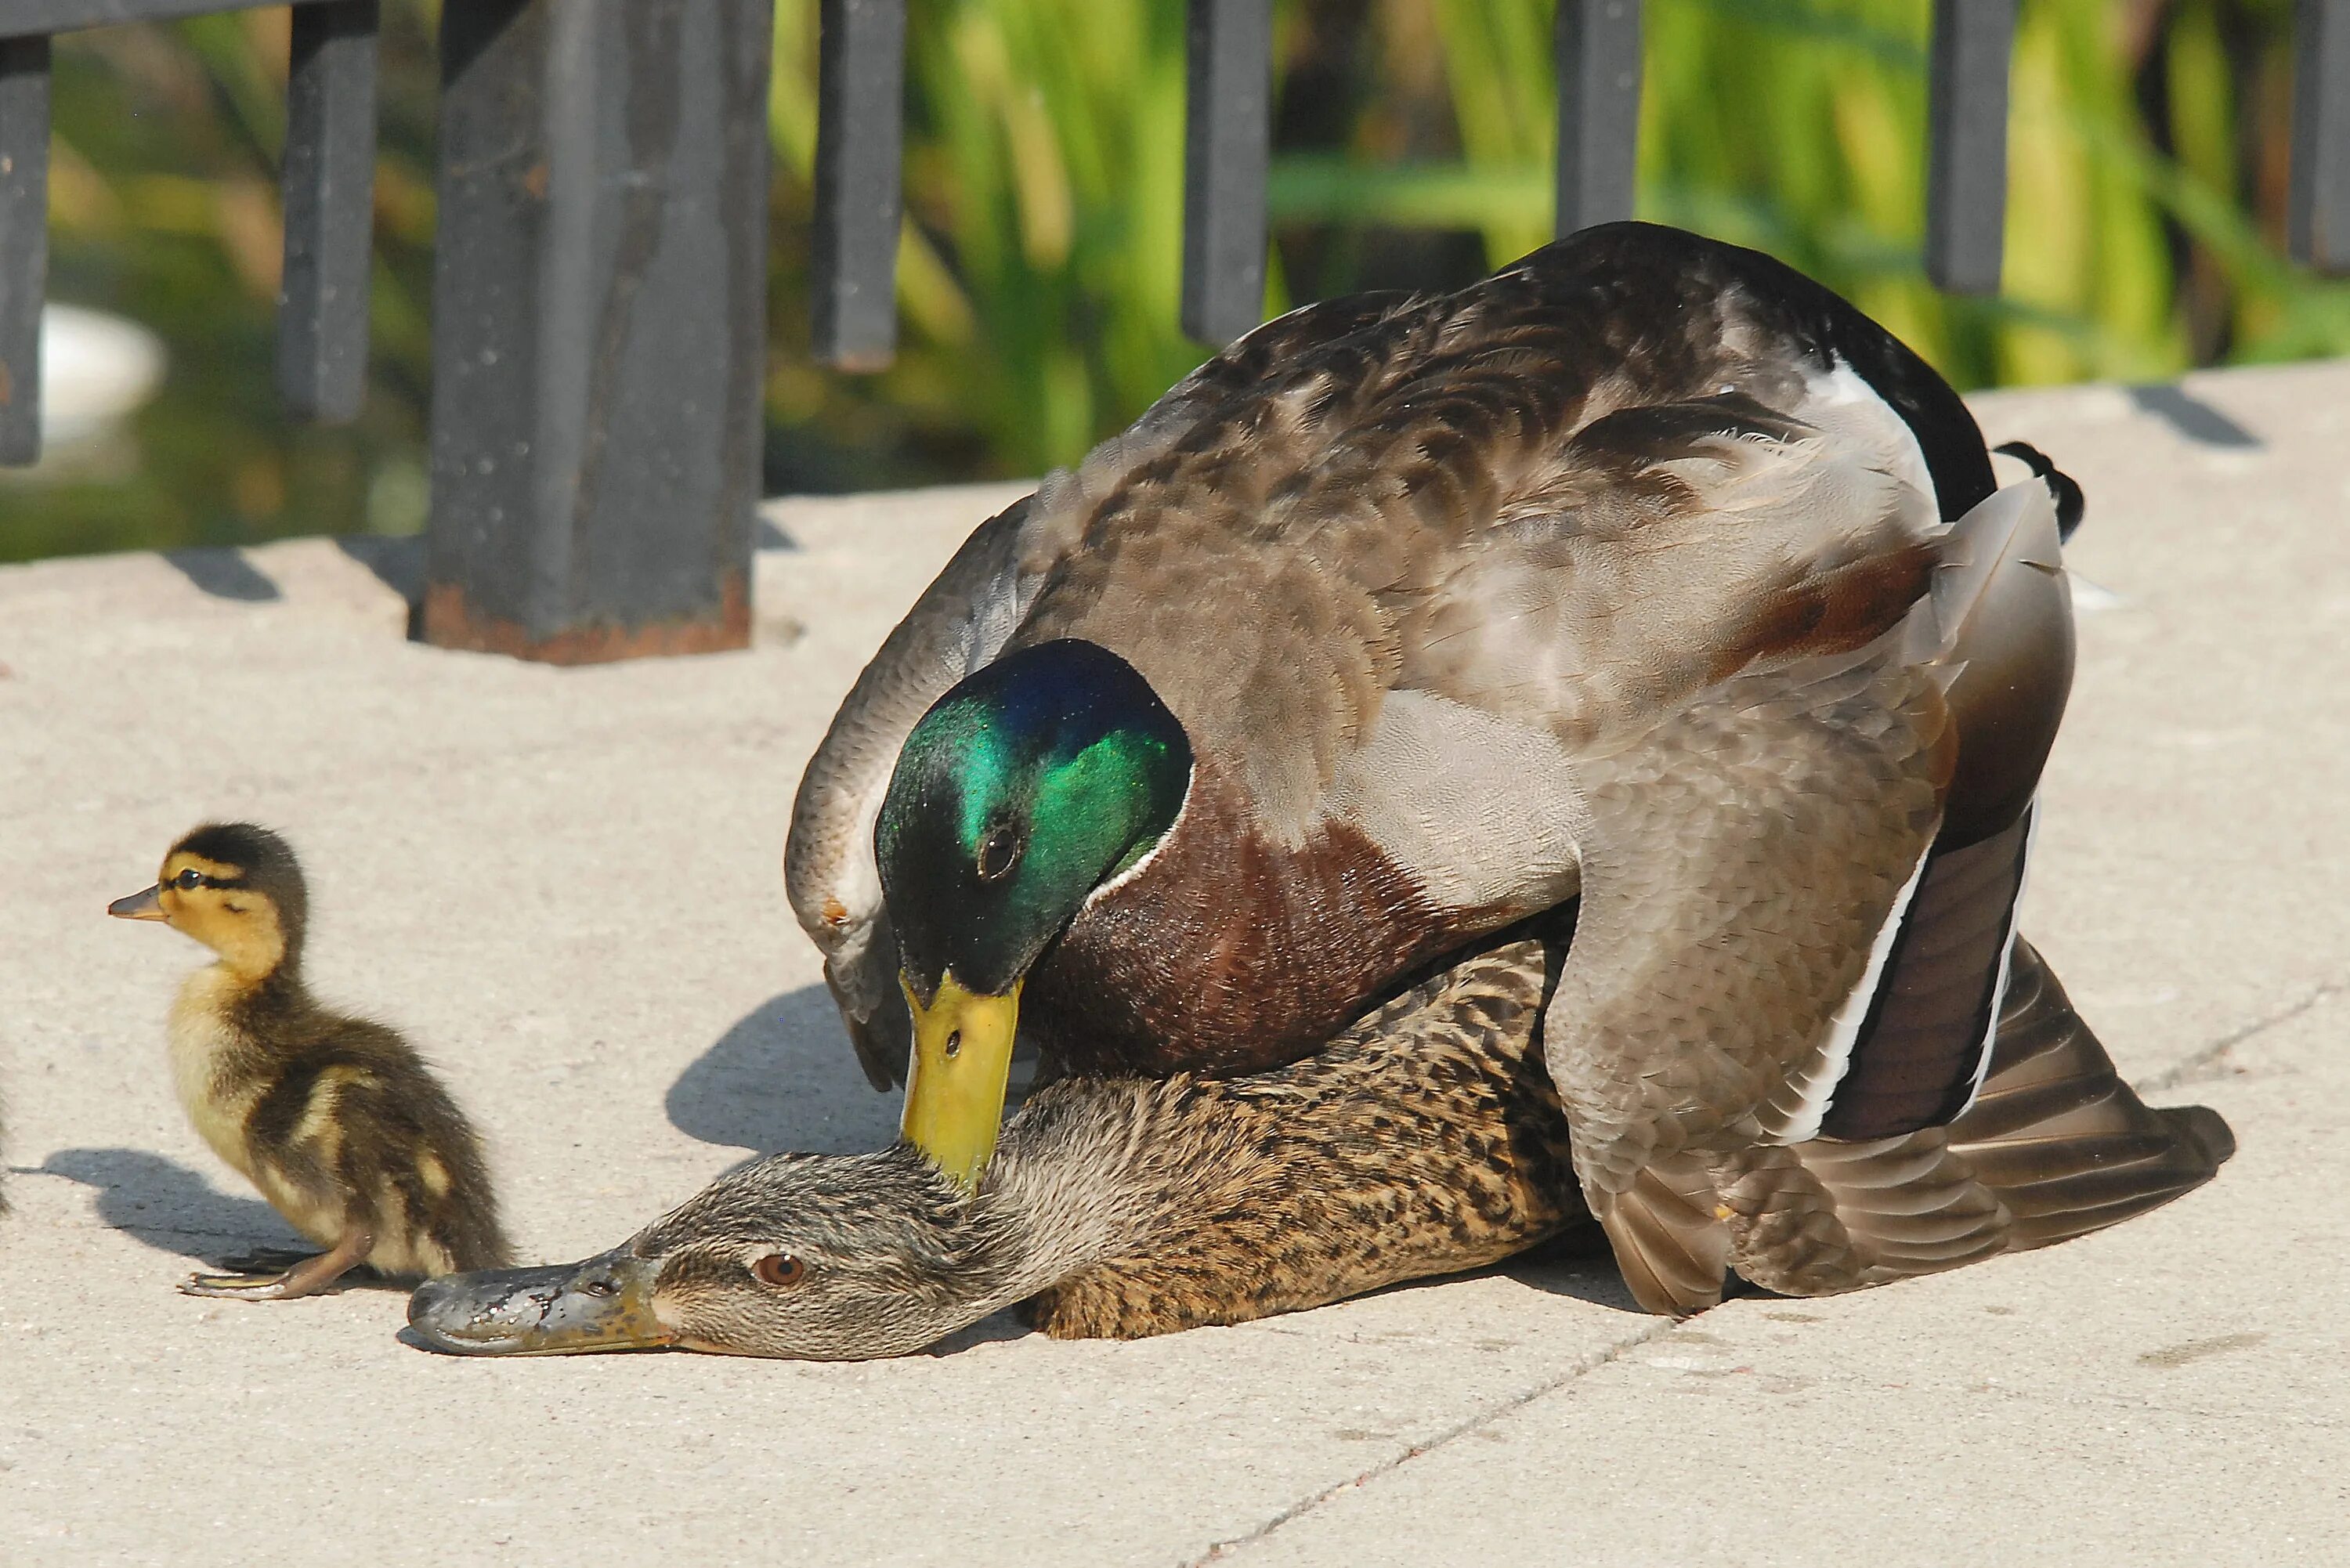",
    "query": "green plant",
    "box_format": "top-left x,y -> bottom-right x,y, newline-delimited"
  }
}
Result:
3,0 -> 2341,565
